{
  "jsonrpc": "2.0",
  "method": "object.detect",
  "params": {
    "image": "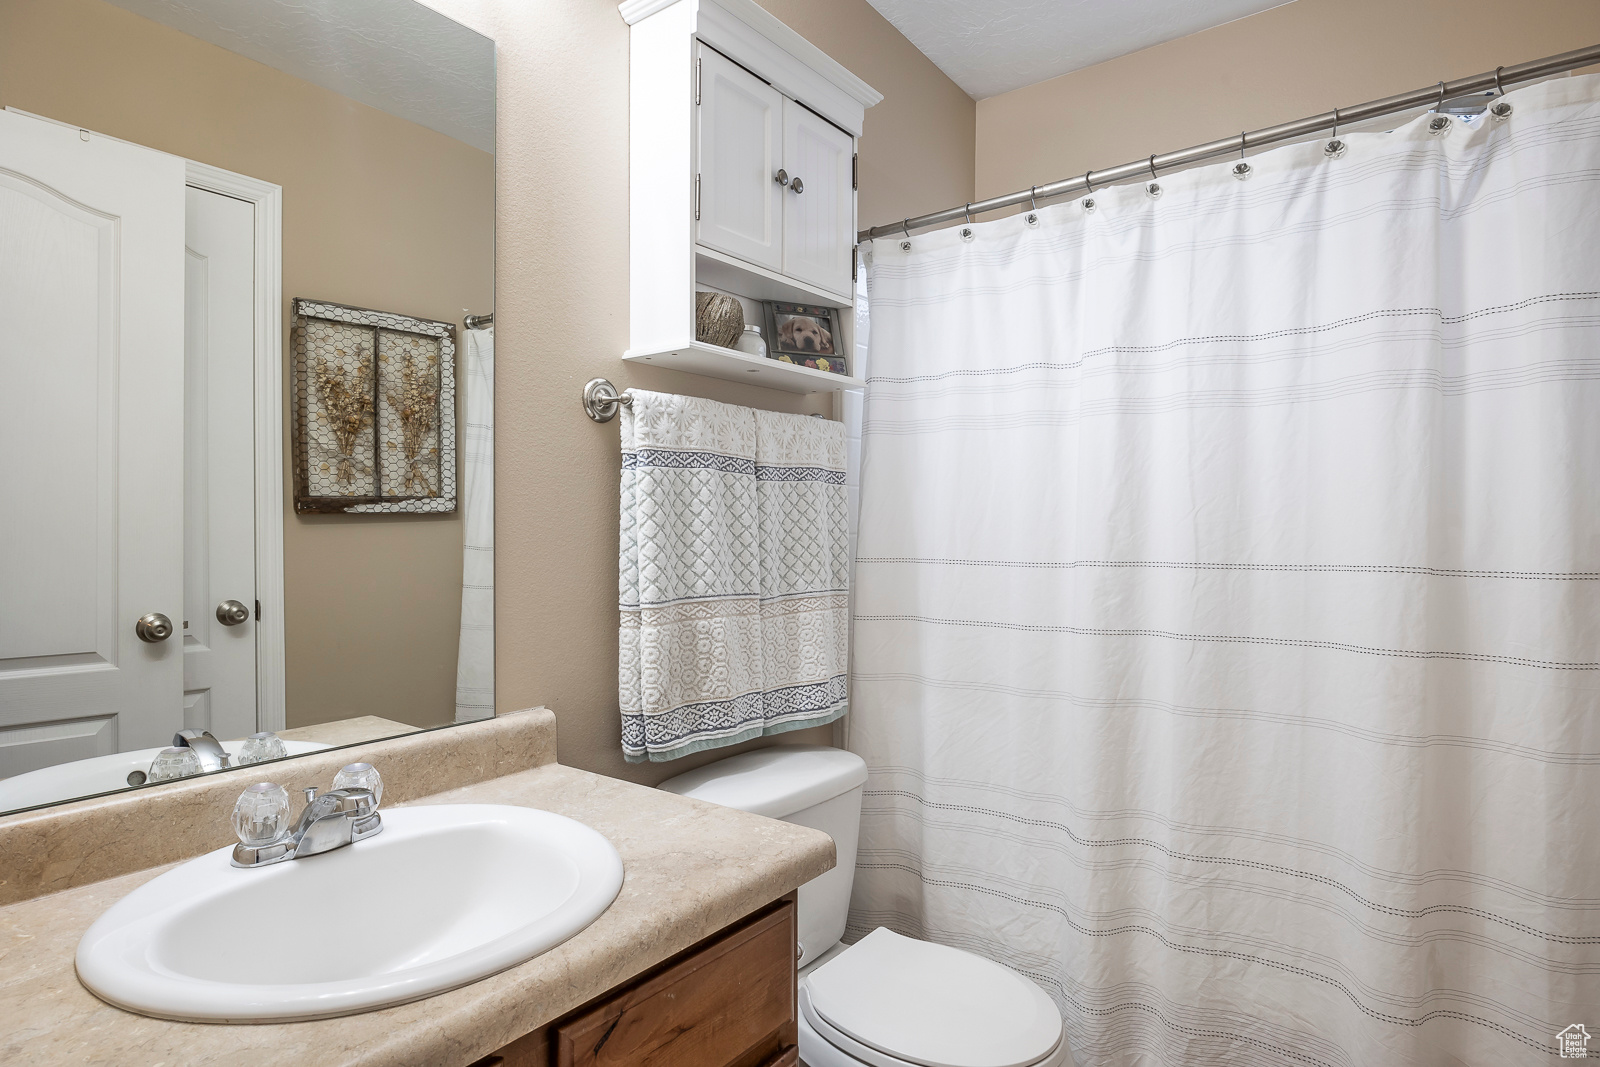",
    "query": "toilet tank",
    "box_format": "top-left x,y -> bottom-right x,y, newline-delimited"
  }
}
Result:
659,745 -> 868,966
